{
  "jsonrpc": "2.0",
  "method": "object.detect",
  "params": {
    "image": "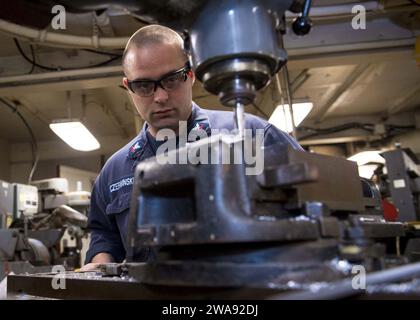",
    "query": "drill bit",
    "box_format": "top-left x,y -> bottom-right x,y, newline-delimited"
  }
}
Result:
234,100 -> 245,138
